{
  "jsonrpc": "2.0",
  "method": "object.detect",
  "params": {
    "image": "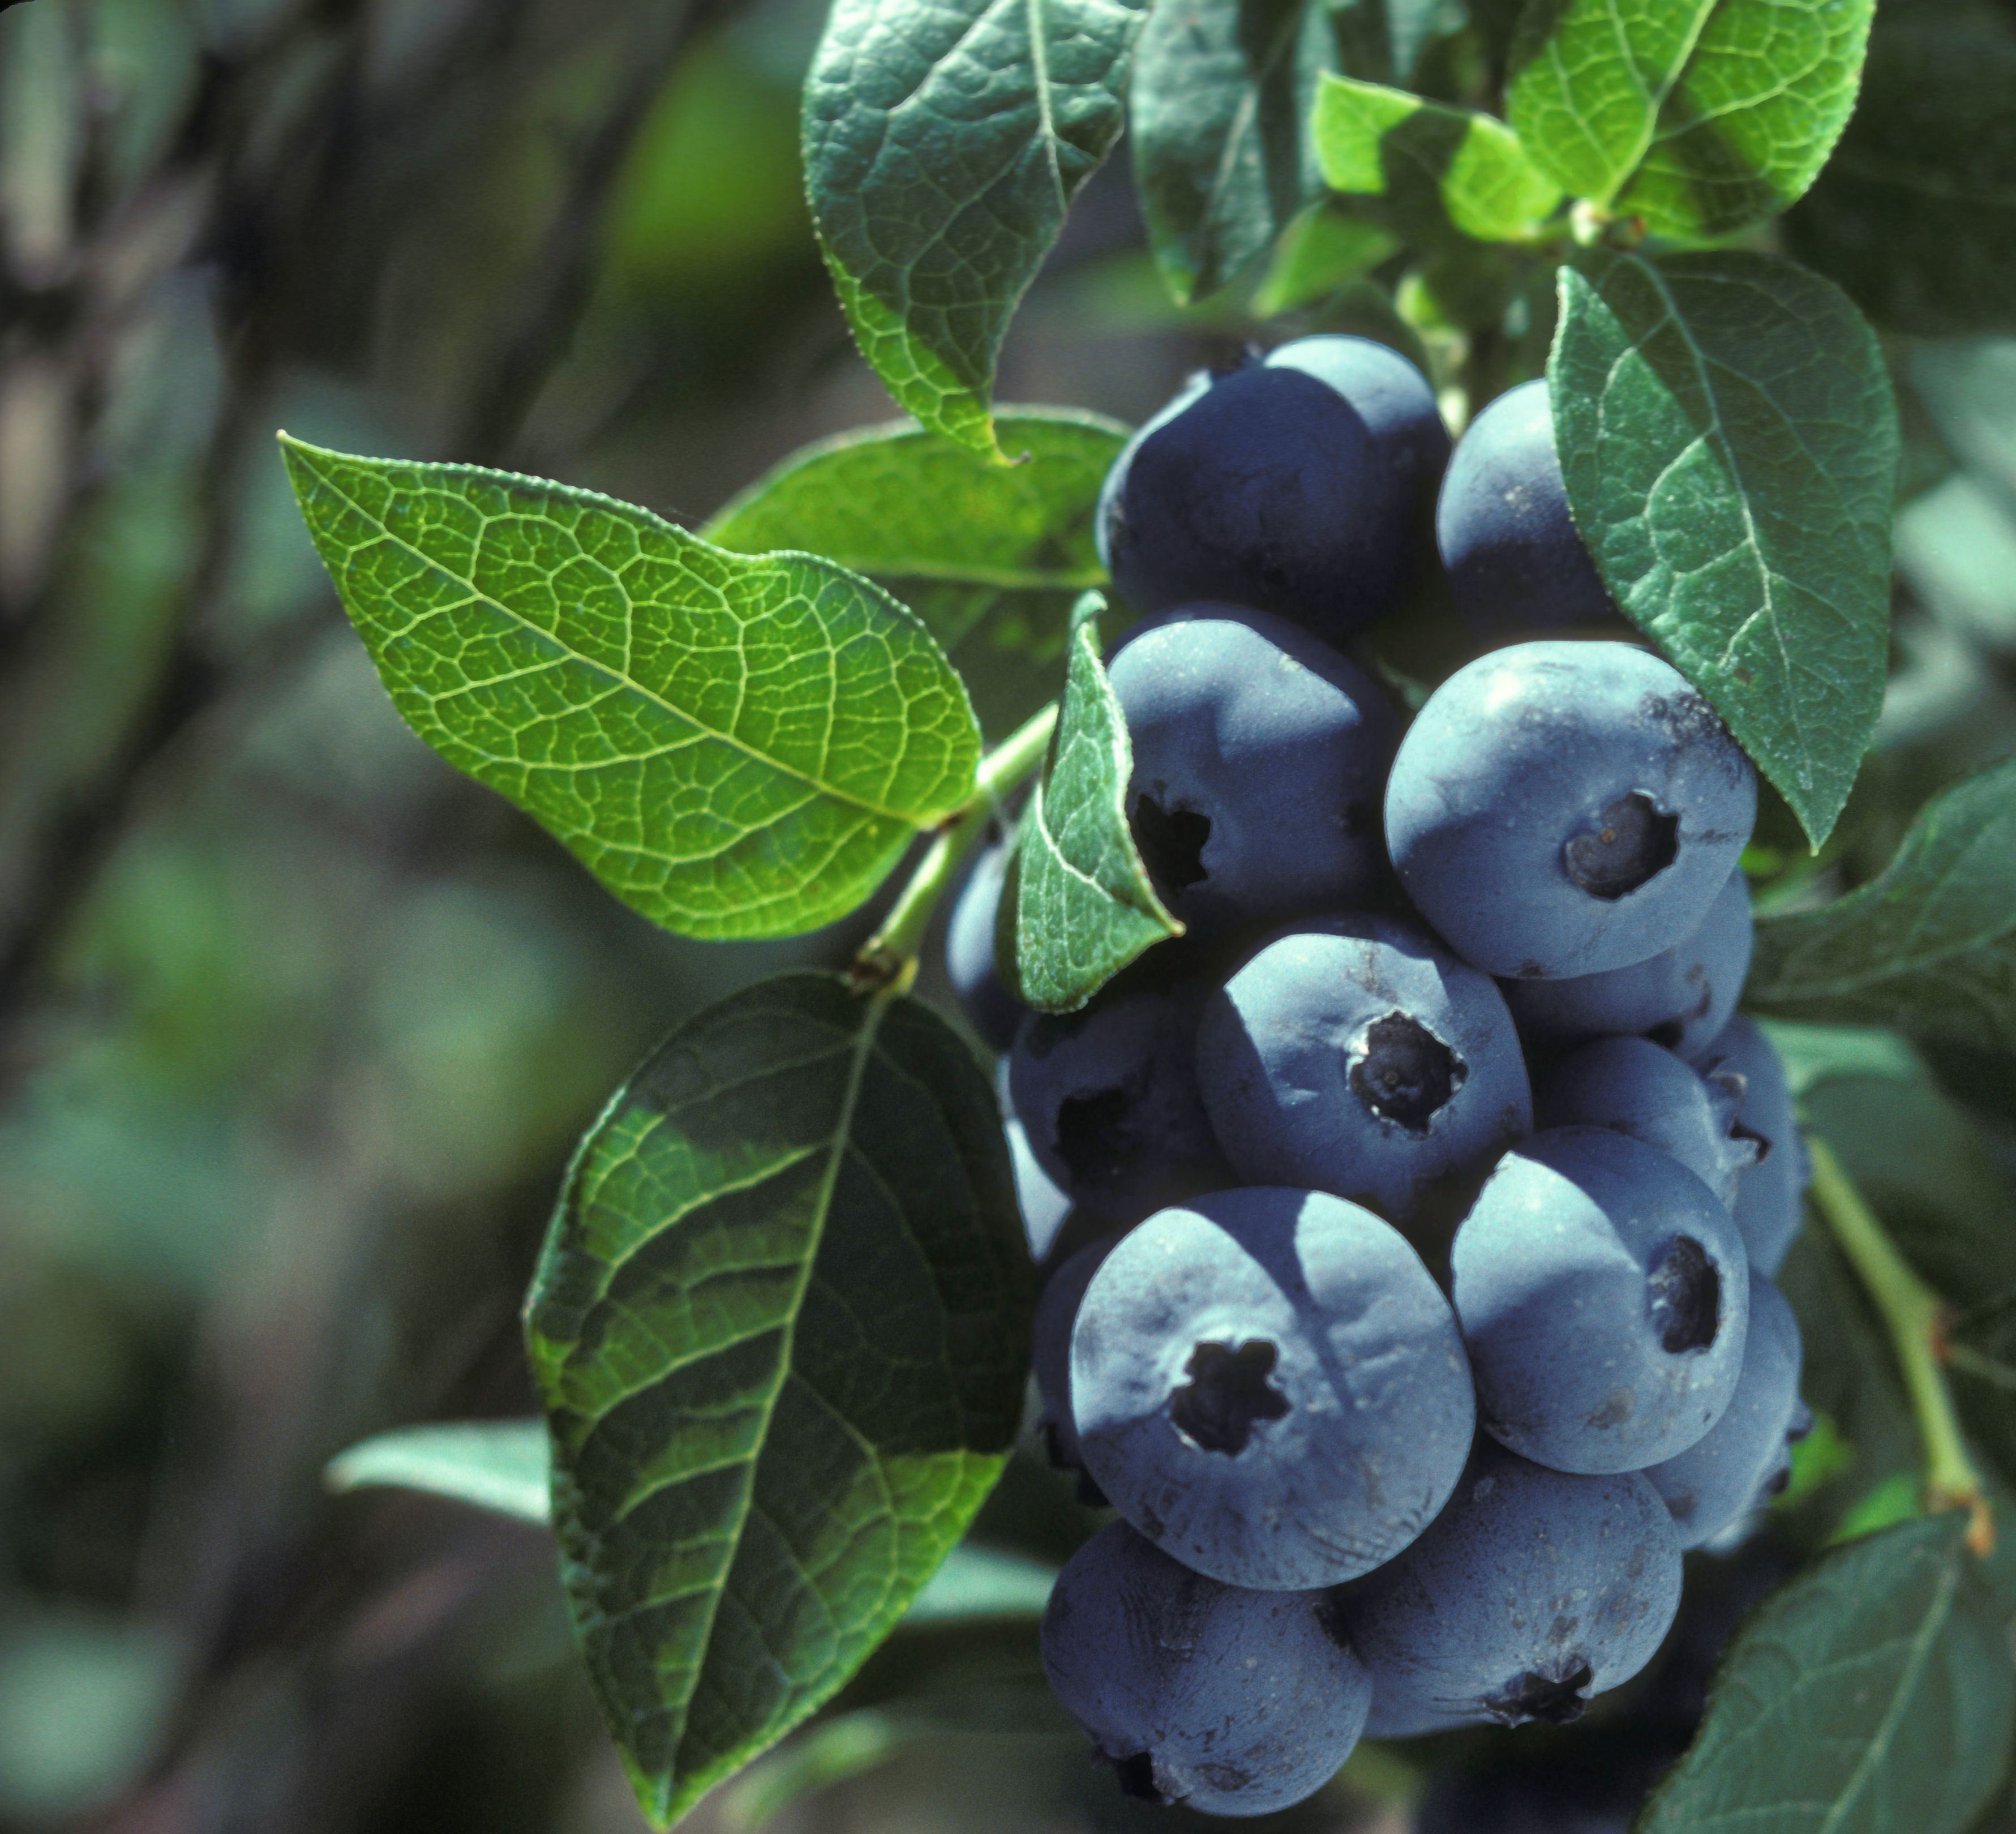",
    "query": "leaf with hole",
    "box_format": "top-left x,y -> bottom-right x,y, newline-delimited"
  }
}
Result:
1506,0 -> 1875,237
1638,1514 -> 2014,1834
1549,249 -> 1897,847
525,972 -> 1031,1829
1312,73 -> 1562,244
998,593 -> 1182,1013
1748,759 -> 2016,1049
281,438 -> 980,940
803,0 -> 1149,456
